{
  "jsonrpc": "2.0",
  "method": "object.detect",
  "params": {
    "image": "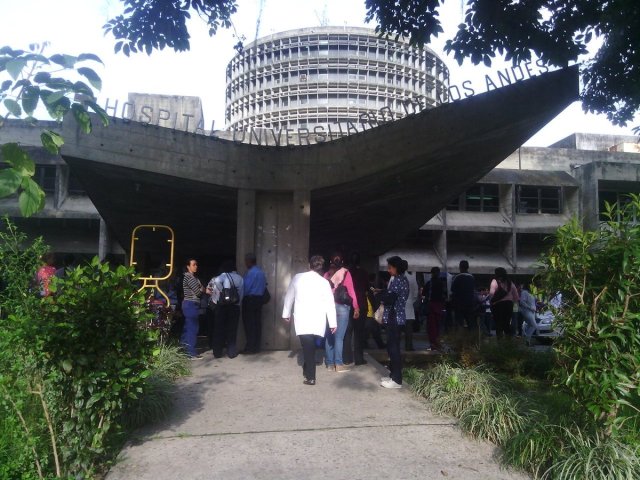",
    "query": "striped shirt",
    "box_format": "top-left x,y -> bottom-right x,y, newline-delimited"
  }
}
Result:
183,272 -> 203,303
